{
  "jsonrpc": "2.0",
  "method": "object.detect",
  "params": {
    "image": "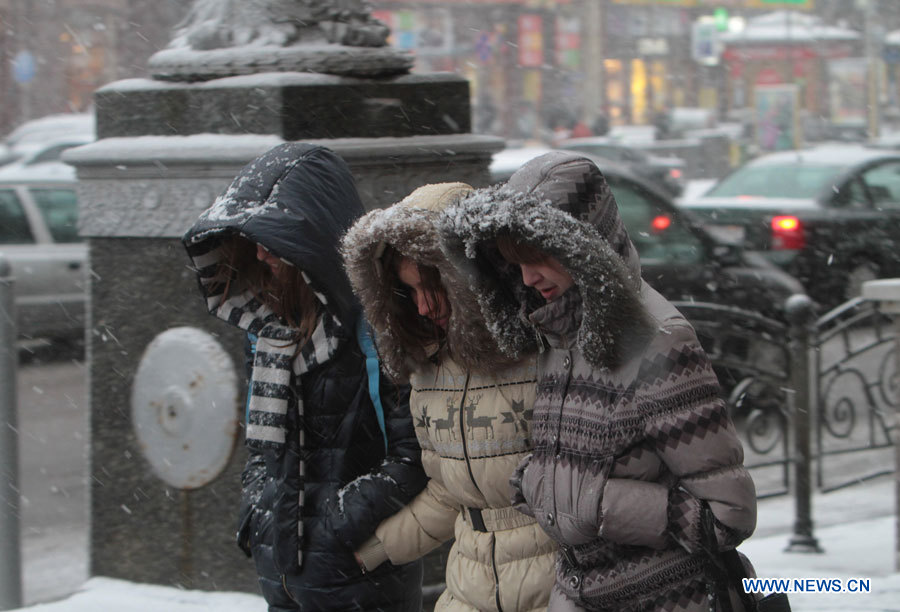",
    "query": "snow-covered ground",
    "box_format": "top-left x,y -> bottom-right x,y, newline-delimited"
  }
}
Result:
9,475 -> 900,611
